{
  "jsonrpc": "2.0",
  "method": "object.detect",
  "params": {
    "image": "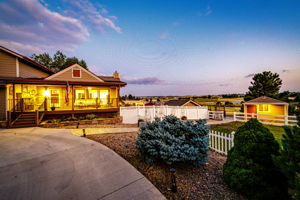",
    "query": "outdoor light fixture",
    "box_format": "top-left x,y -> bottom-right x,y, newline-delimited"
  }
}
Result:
170,168 -> 177,193
43,90 -> 50,97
